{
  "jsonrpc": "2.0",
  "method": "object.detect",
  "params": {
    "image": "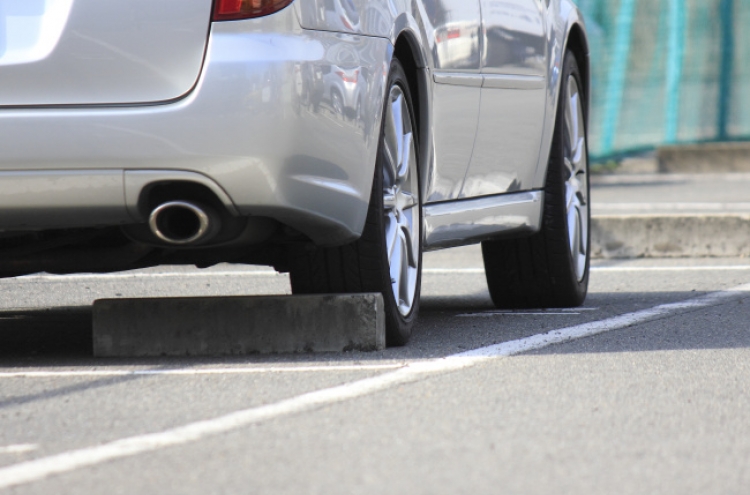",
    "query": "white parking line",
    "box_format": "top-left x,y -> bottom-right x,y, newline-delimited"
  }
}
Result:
424,268 -> 485,274
1,282 -> 749,489
457,308 -> 600,317
591,173 -> 750,184
592,266 -> 750,272
594,202 -> 750,211
0,445 -> 37,455
2,265 -> 749,284
10,271 -> 281,282
0,365 -> 404,379
458,312 -> 581,317
426,267 -> 750,274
